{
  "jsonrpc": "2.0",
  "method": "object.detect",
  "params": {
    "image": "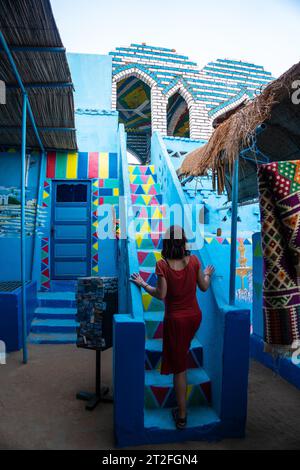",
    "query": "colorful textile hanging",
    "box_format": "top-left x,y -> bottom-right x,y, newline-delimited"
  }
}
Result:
258,161 -> 300,354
